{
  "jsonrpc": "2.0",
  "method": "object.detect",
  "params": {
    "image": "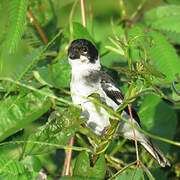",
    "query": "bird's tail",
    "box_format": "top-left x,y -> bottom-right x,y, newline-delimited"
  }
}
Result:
140,139 -> 170,167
